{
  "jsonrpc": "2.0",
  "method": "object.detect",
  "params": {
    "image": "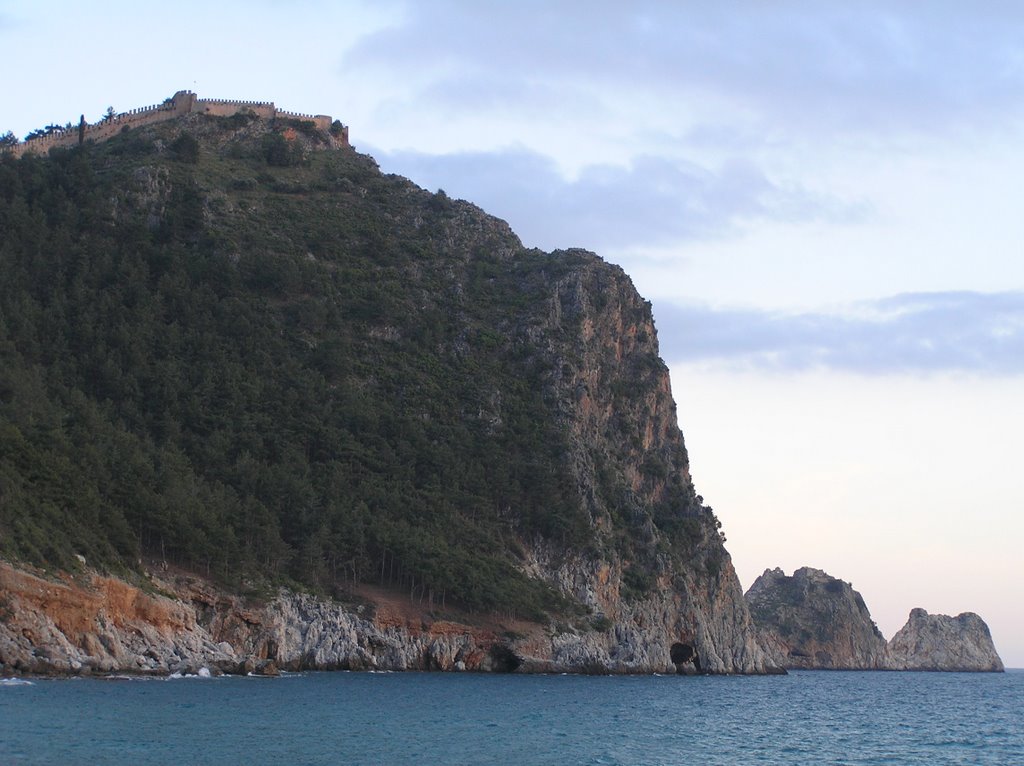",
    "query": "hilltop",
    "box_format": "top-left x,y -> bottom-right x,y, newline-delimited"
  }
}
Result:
2,90 -> 347,159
